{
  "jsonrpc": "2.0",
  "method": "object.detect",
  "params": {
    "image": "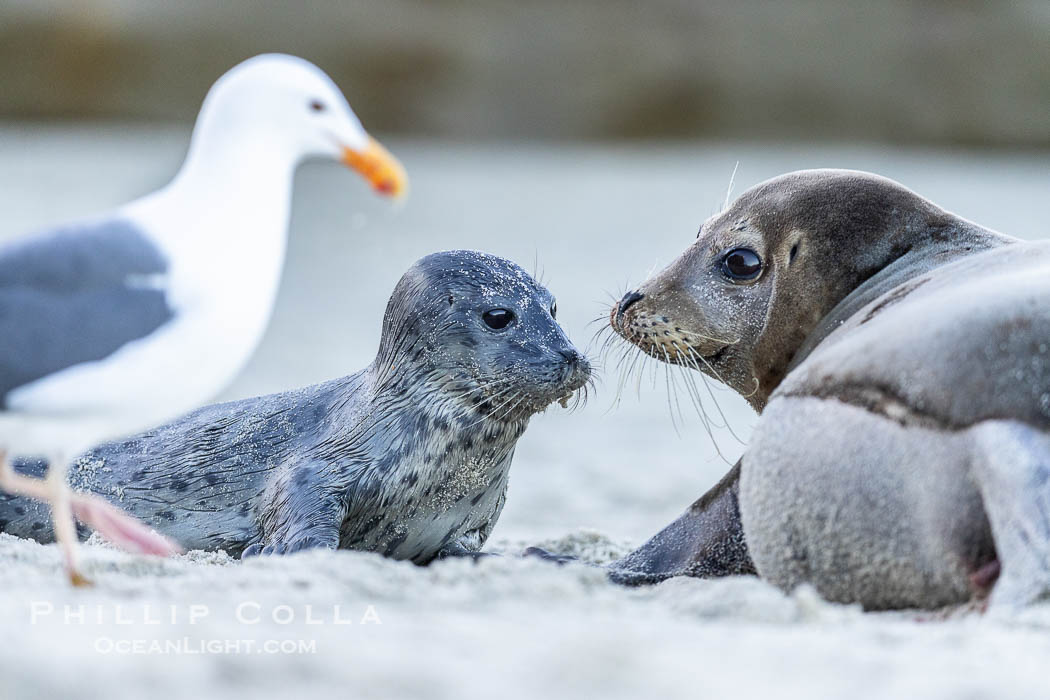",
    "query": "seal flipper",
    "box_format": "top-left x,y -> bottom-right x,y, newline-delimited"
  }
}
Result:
608,460 -> 755,585
522,547 -> 577,565
971,421 -> 1050,608
242,534 -> 338,557
243,461 -> 344,558
433,541 -> 497,561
